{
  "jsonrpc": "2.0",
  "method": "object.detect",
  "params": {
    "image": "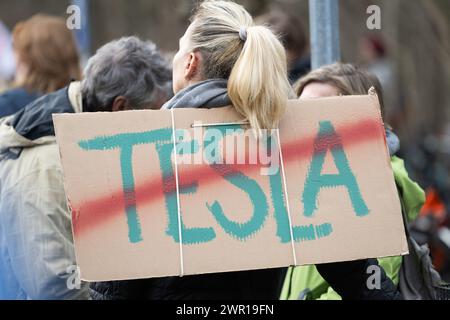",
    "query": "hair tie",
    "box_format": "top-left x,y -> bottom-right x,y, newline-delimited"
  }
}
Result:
239,27 -> 248,42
